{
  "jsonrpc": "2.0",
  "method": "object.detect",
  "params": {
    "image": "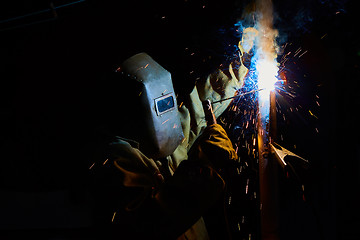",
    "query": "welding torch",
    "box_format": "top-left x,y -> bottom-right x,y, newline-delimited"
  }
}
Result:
202,88 -> 264,125
202,100 -> 217,125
